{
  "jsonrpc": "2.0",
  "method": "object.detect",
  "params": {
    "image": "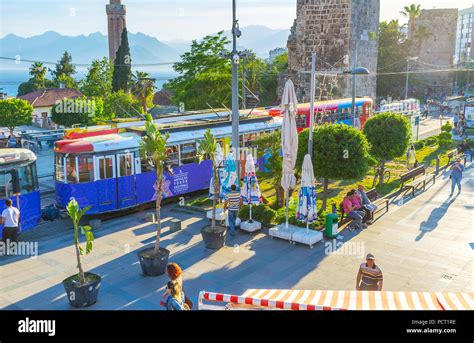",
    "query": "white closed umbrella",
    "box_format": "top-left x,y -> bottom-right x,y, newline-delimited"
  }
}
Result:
281,79 -> 299,228
296,154 -> 318,233
241,154 -> 262,222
